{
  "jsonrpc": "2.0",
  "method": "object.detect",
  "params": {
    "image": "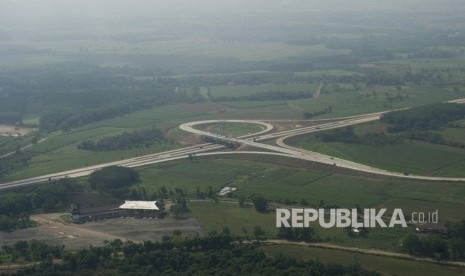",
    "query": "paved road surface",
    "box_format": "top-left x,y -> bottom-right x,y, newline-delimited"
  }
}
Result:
2,98 -> 465,190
